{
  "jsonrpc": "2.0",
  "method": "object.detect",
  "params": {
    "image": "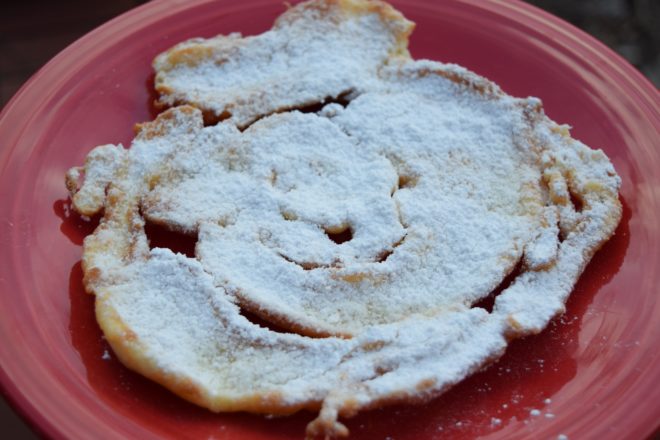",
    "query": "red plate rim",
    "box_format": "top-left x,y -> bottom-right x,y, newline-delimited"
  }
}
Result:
1,0 -> 659,439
